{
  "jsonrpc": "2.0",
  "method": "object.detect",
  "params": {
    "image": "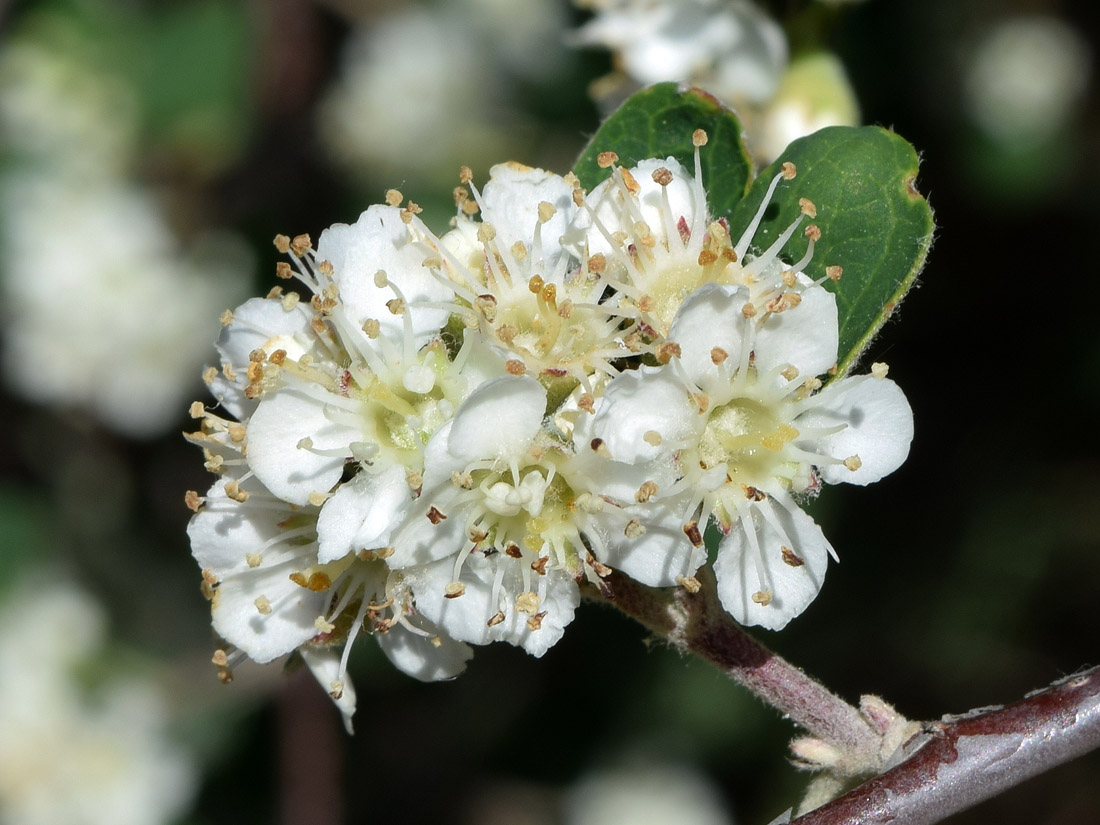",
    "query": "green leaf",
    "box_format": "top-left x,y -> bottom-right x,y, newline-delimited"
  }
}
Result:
730,126 -> 934,375
573,82 -> 753,209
